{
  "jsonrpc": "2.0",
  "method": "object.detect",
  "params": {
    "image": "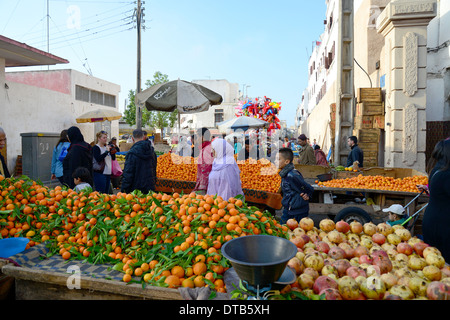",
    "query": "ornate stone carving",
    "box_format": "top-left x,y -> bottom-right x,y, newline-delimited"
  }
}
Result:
403,32 -> 418,97
403,104 -> 418,166
392,2 -> 434,16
